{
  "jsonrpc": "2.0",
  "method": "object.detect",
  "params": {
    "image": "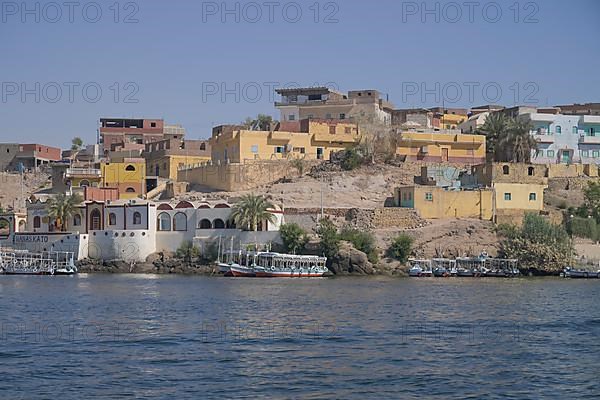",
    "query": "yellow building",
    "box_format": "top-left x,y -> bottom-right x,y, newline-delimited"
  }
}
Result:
396,132 -> 486,164
210,120 -> 360,163
493,183 -> 546,212
101,159 -> 146,199
147,154 -> 211,180
396,186 -> 493,219
437,113 -> 467,130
